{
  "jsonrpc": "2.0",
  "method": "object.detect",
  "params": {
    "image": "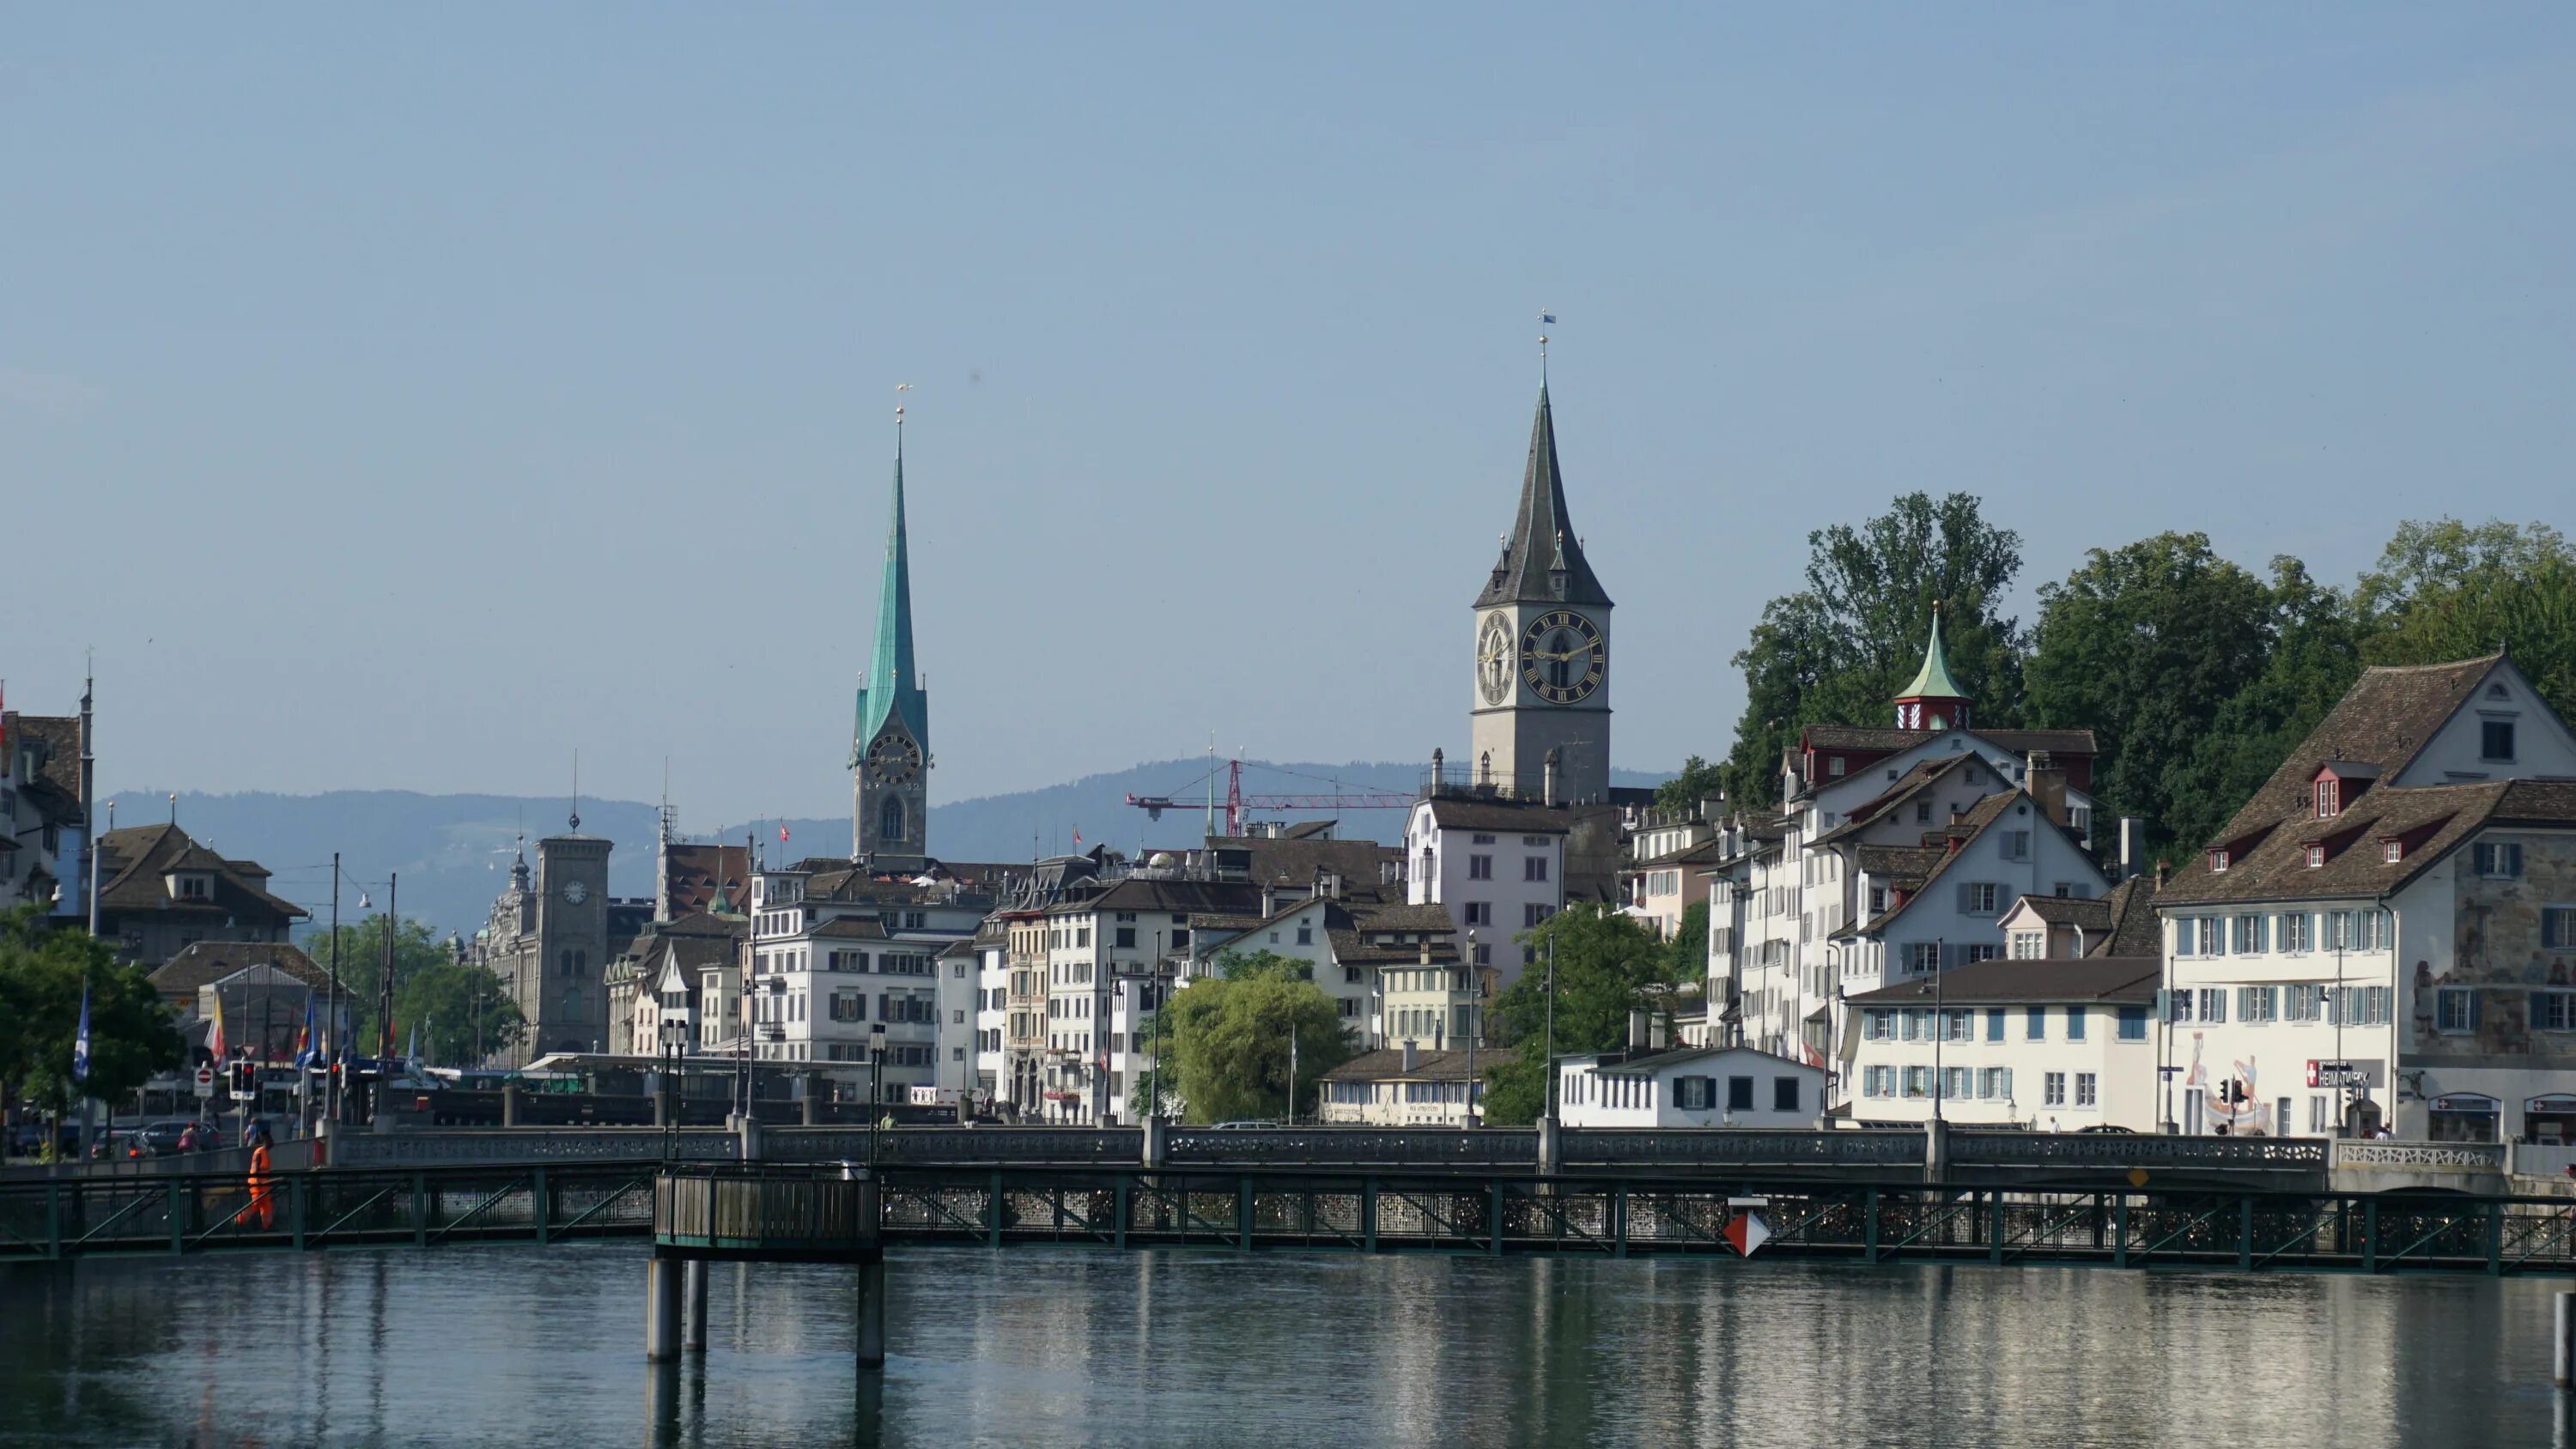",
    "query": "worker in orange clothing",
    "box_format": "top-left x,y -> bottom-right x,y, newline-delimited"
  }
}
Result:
244,1119 -> 276,1230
